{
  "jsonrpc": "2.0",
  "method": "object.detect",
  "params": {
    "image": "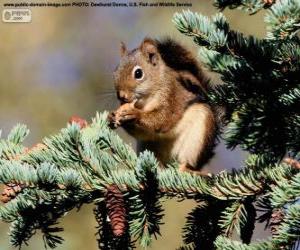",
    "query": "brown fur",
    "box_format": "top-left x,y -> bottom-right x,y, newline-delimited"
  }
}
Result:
108,37 -> 217,171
